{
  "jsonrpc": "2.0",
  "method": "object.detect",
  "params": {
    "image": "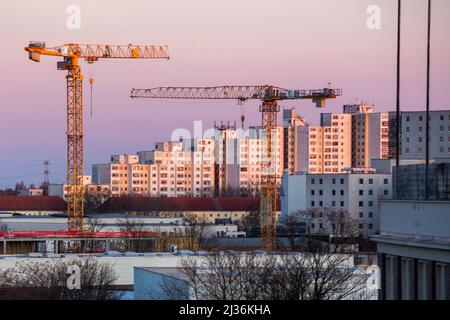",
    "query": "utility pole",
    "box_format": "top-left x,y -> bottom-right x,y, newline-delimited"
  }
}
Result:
425,0 -> 432,200
395,0 -> 402,168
